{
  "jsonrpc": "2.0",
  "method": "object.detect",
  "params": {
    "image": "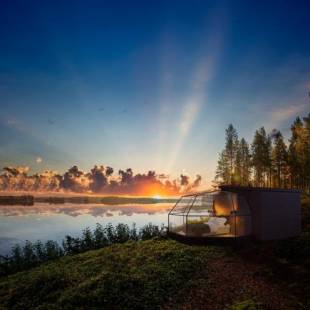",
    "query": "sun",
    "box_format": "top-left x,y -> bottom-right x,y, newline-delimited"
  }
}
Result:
152,194 -> 162,200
